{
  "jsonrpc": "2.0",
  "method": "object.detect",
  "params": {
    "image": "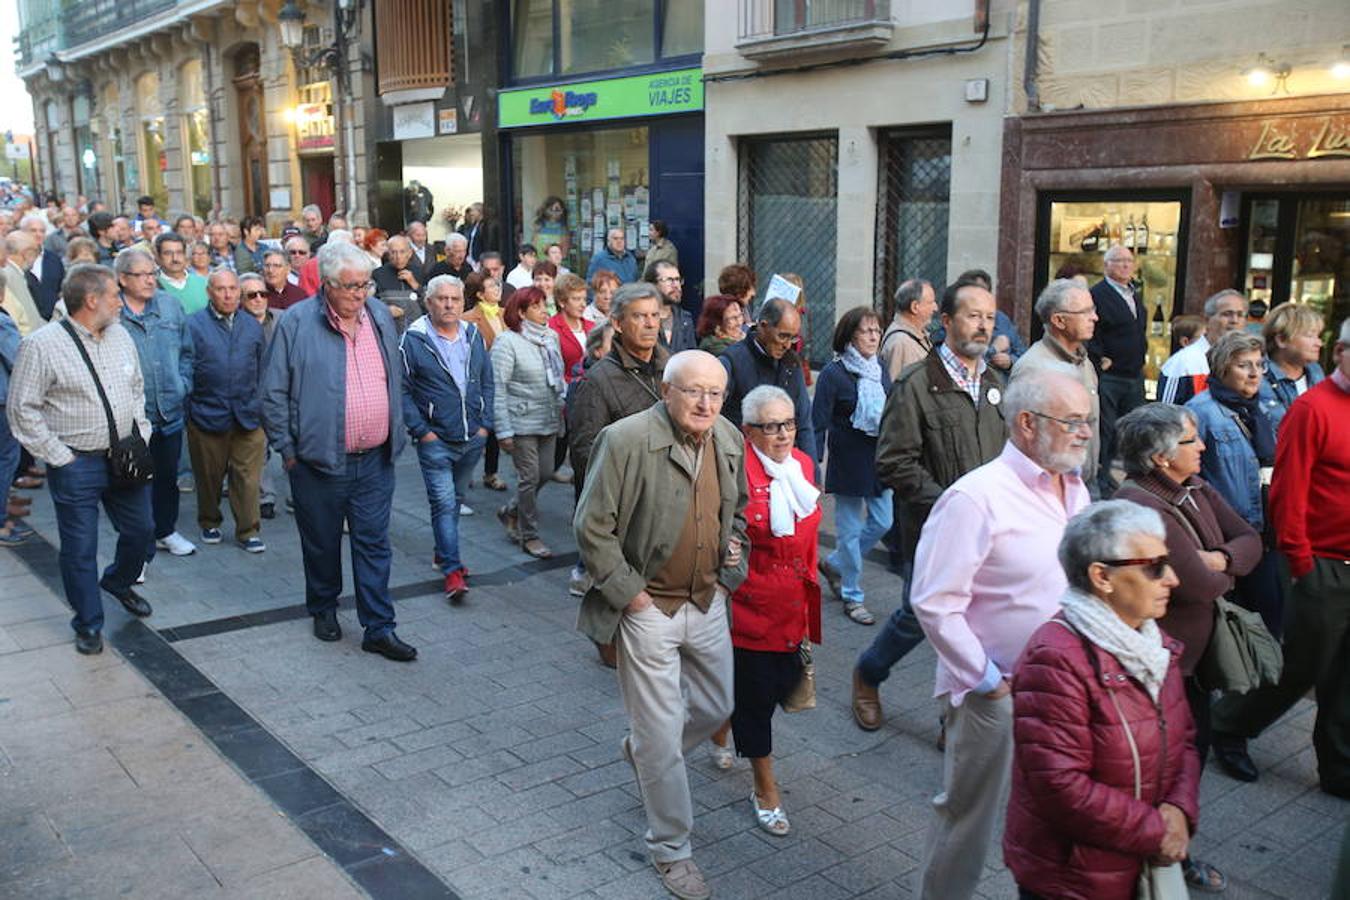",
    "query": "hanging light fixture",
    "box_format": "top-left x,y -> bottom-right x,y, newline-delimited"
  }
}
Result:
1241,53 -> 1291,92
278,0 -> 307,54
1332,45 -> 1350,79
